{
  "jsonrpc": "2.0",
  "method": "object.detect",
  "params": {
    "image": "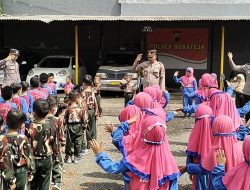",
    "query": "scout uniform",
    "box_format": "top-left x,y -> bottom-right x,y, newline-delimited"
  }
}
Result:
134,61 -> 165,91
46,115 -> 63,188
0,133 -> 36,190
29,120 -> 58,190
81,89 -> 99,148
64,104 -> 88,160
0,49 -> 21,87
94,82 -> 102,116
120,78 -> 136,107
